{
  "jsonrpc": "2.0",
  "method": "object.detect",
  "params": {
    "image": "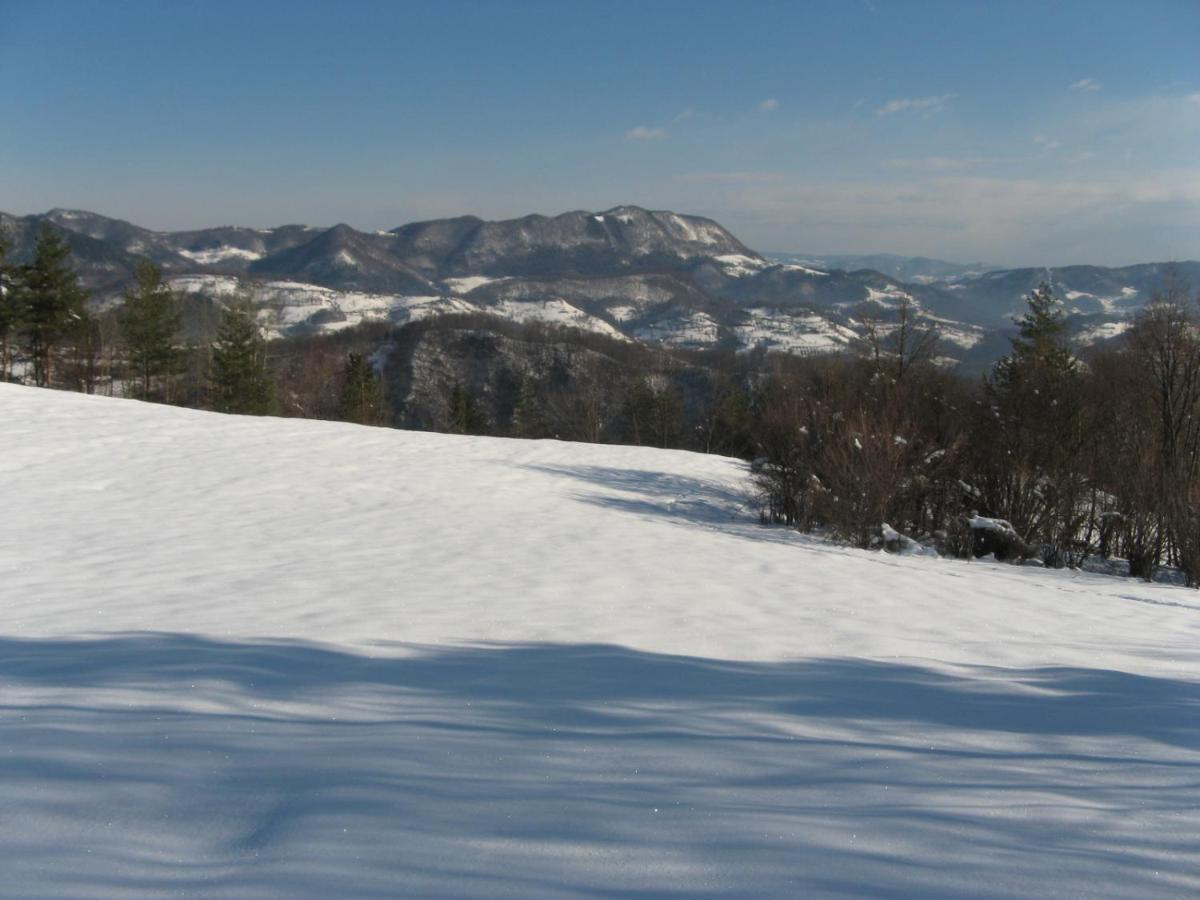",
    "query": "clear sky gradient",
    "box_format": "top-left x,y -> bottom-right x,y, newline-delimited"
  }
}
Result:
2,0 -> 1198,265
